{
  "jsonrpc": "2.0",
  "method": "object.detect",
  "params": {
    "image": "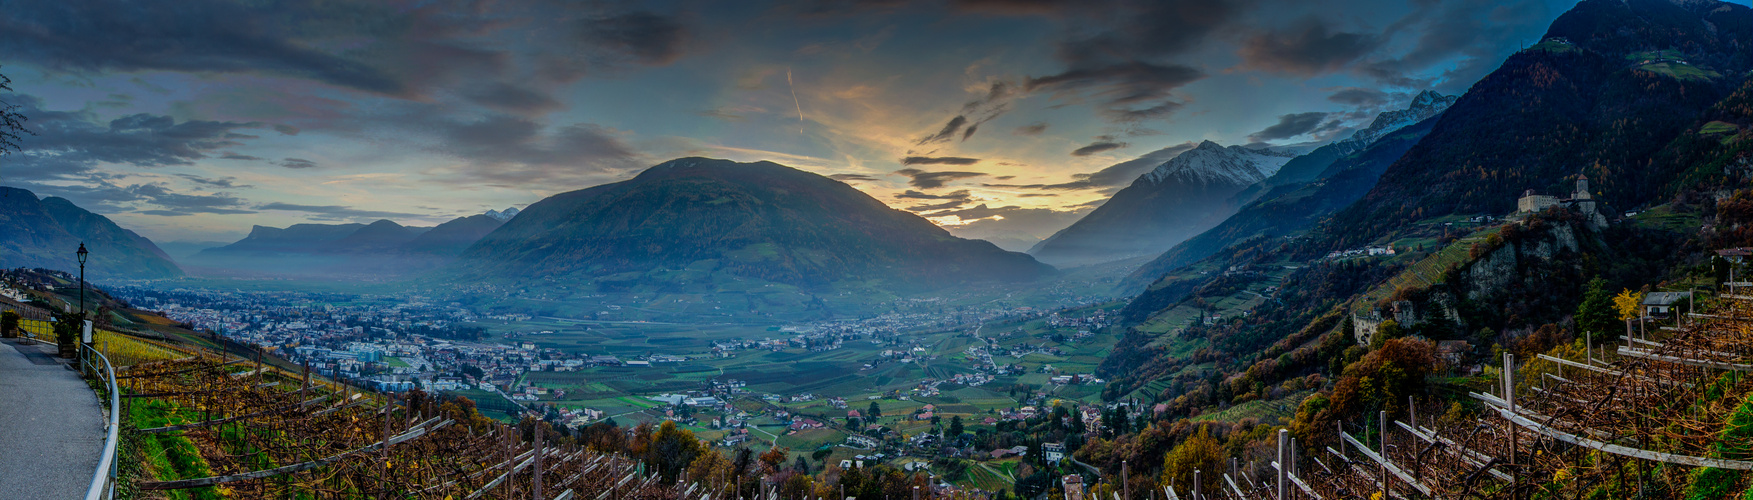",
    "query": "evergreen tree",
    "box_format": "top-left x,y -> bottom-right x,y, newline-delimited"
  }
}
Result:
1576,277 -> 1618,340
947,415 -> 964,438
